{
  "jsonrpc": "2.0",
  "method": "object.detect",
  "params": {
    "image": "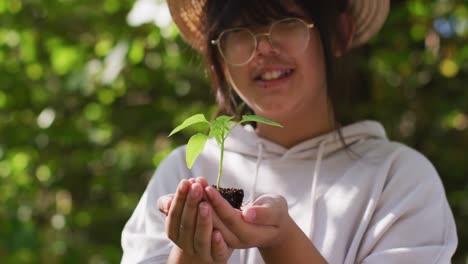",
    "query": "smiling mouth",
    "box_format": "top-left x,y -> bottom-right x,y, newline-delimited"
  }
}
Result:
255,69 -> 294,82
